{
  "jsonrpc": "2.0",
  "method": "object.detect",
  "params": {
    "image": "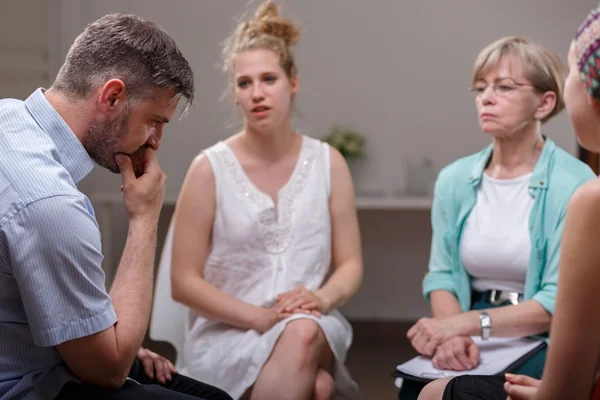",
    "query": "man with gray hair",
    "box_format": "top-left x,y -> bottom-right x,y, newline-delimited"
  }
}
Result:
0,13 -> 231,400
